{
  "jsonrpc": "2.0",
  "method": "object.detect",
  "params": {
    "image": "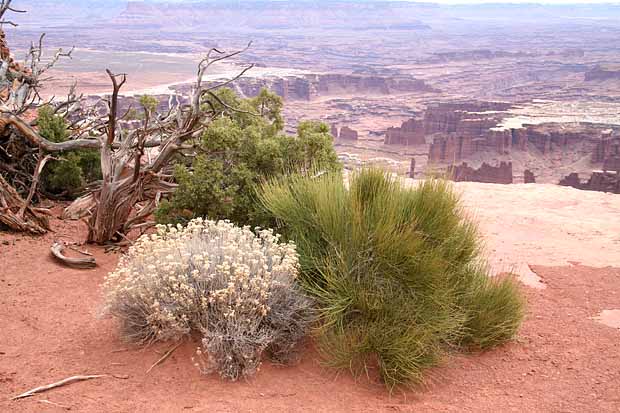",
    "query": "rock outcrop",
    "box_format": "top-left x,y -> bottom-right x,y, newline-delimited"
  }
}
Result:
447,162 -> 513,184
524,169 -> 536,183
603,157 -> 620,173
0,29 -> 26,73
593,135 -> 620,171
428,124 -> 594,163
408,158 -> 416,178
339,126 -> 358,140
330,124 -> 339,139
385,101 -> 512,152
174,73 -> 437,102
384,118 -> 426,145
382,102 -> 618,168
584,65 -> 620,81
559,171 -> 620,194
